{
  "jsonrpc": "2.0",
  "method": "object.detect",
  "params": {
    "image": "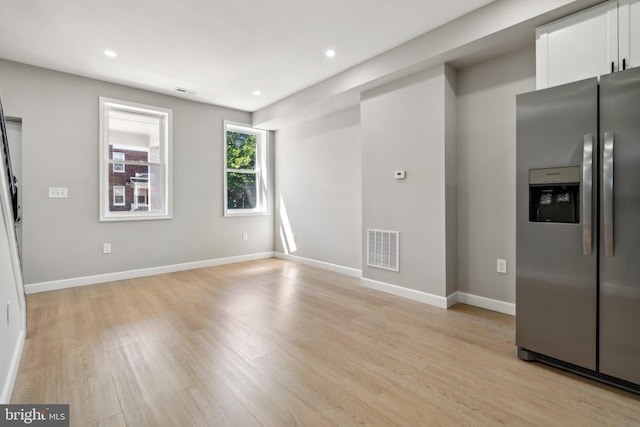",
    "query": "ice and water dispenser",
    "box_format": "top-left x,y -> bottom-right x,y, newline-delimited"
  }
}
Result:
529,166 -> 580,223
